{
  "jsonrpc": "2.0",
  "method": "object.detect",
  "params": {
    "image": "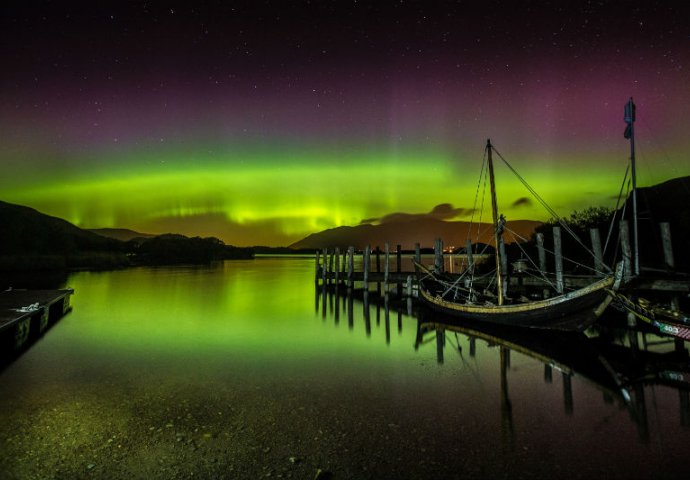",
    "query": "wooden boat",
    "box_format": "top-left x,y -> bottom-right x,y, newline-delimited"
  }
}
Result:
607,289 -> 690,341
414,139 -> 619,331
